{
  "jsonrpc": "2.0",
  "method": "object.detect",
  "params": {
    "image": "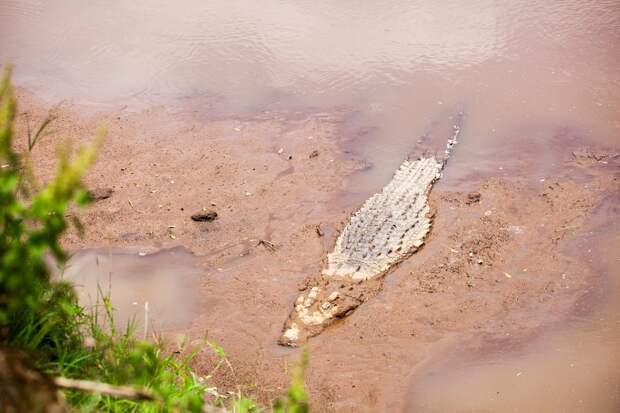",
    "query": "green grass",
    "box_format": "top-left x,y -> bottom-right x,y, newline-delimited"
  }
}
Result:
0,65 -> 309,412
